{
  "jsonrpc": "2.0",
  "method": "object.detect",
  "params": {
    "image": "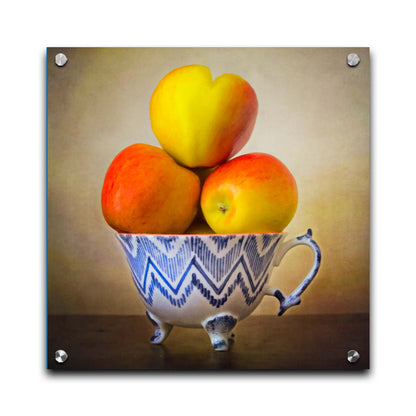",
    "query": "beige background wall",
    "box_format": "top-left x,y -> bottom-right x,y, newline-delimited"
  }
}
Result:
47,47 -> 369,316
